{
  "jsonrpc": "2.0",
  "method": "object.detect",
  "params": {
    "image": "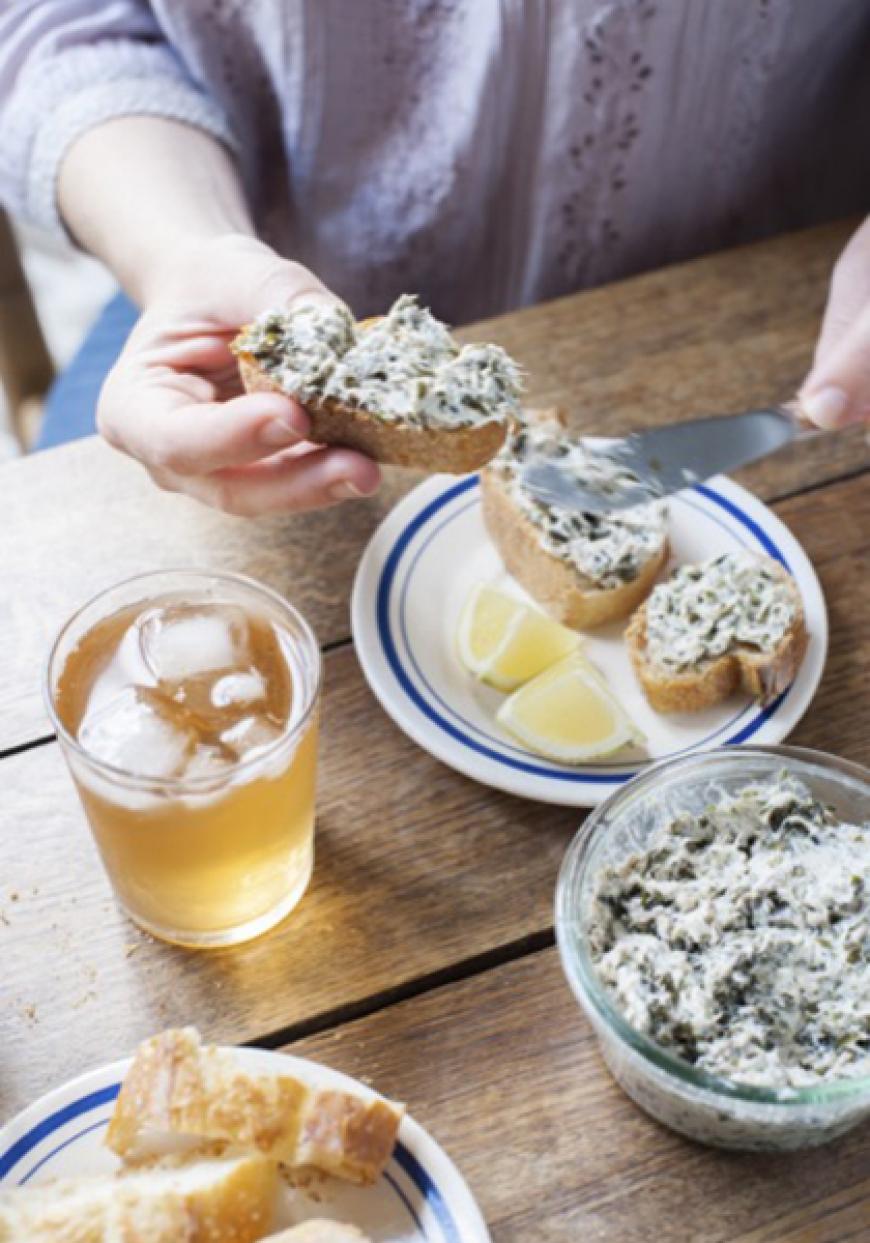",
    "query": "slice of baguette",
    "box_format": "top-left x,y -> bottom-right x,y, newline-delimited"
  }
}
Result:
0,1154 -> 277,1243
236,351 -> 506,473
625,558 -> 808,712
262,1223 -> 370,1242
106,1028 -> 403,1186
481,409 -> 669,628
